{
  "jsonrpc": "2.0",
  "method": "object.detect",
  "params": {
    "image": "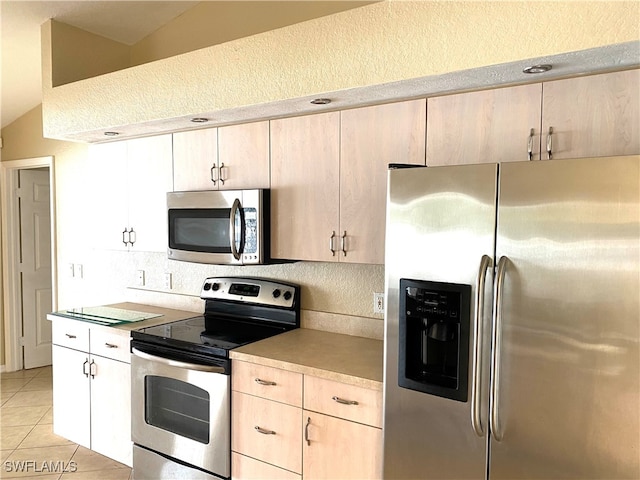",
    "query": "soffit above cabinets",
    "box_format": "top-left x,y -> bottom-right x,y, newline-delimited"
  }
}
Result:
44,40 -> 640,144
